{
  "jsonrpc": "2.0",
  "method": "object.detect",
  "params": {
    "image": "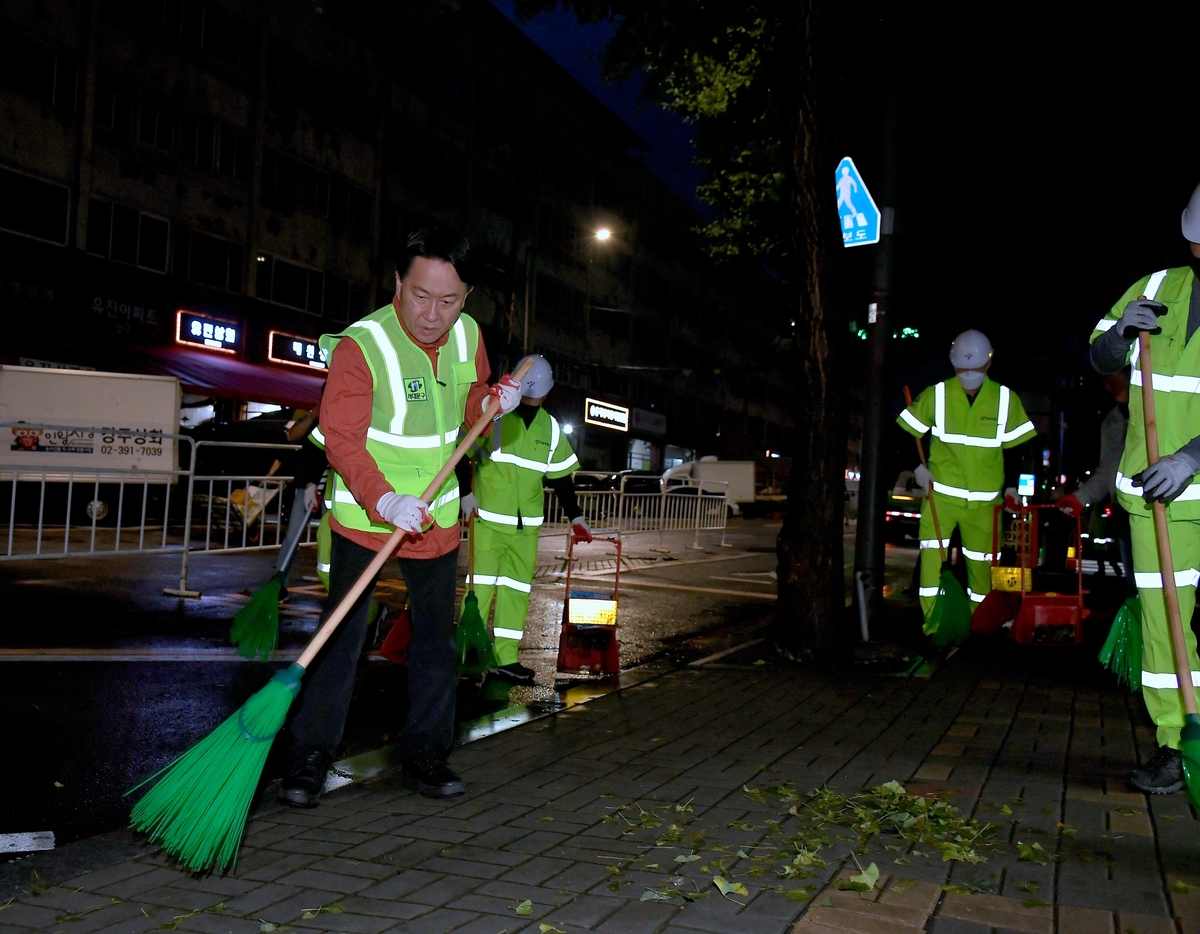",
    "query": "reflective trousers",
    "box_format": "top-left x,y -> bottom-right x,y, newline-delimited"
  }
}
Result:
1130,513 -> 1200,749
918,495 -> 995,621
467,519 -> 539,666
